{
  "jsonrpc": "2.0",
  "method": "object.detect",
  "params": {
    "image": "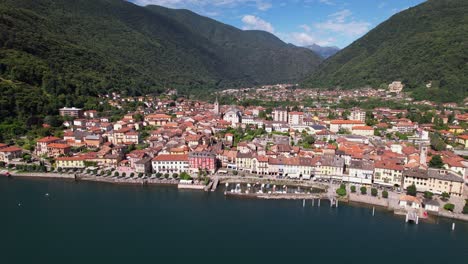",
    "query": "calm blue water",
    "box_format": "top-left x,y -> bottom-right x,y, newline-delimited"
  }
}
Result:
1,177 -> 467,263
